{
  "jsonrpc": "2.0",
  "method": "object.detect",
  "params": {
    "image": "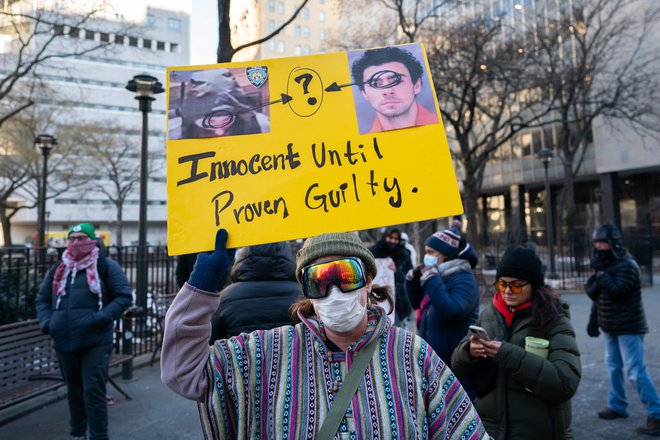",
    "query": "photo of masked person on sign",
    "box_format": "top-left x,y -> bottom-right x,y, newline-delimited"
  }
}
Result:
350,45 -> 439,135
168,67 -> 270,140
